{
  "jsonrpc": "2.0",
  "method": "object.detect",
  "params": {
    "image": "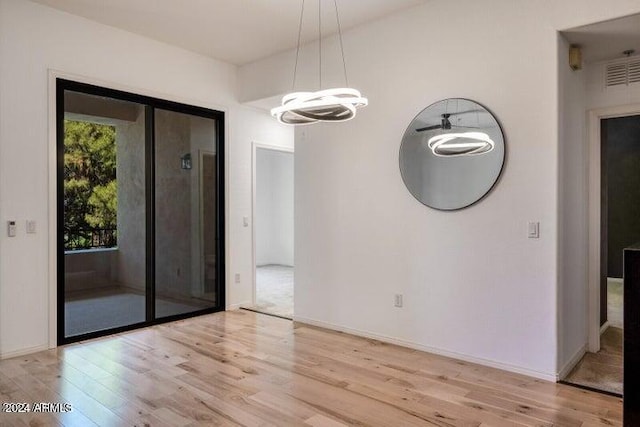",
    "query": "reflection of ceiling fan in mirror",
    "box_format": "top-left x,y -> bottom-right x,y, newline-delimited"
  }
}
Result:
415,109 -> 495,157
415,110 -> 483,132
